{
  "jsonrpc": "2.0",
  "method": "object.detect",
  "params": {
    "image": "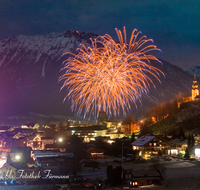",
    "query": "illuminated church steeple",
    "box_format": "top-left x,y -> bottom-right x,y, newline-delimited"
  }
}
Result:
192,74 -> 199,101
